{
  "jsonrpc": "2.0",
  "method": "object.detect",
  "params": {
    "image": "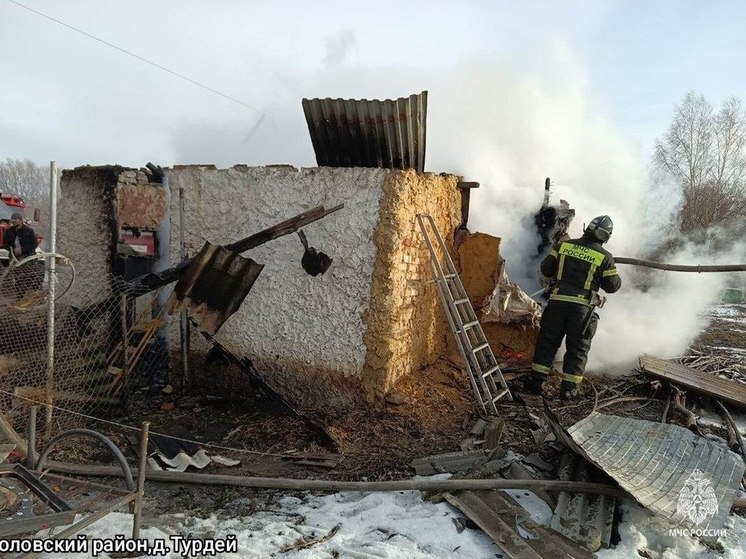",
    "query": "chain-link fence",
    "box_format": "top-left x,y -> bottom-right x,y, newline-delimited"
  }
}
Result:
0,256 -> 174,442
